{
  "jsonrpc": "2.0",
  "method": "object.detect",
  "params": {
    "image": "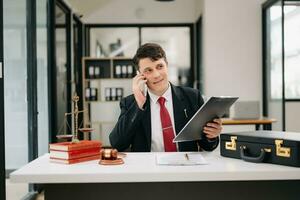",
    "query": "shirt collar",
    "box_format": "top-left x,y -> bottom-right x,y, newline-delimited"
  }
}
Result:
148,83 -> 172,104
